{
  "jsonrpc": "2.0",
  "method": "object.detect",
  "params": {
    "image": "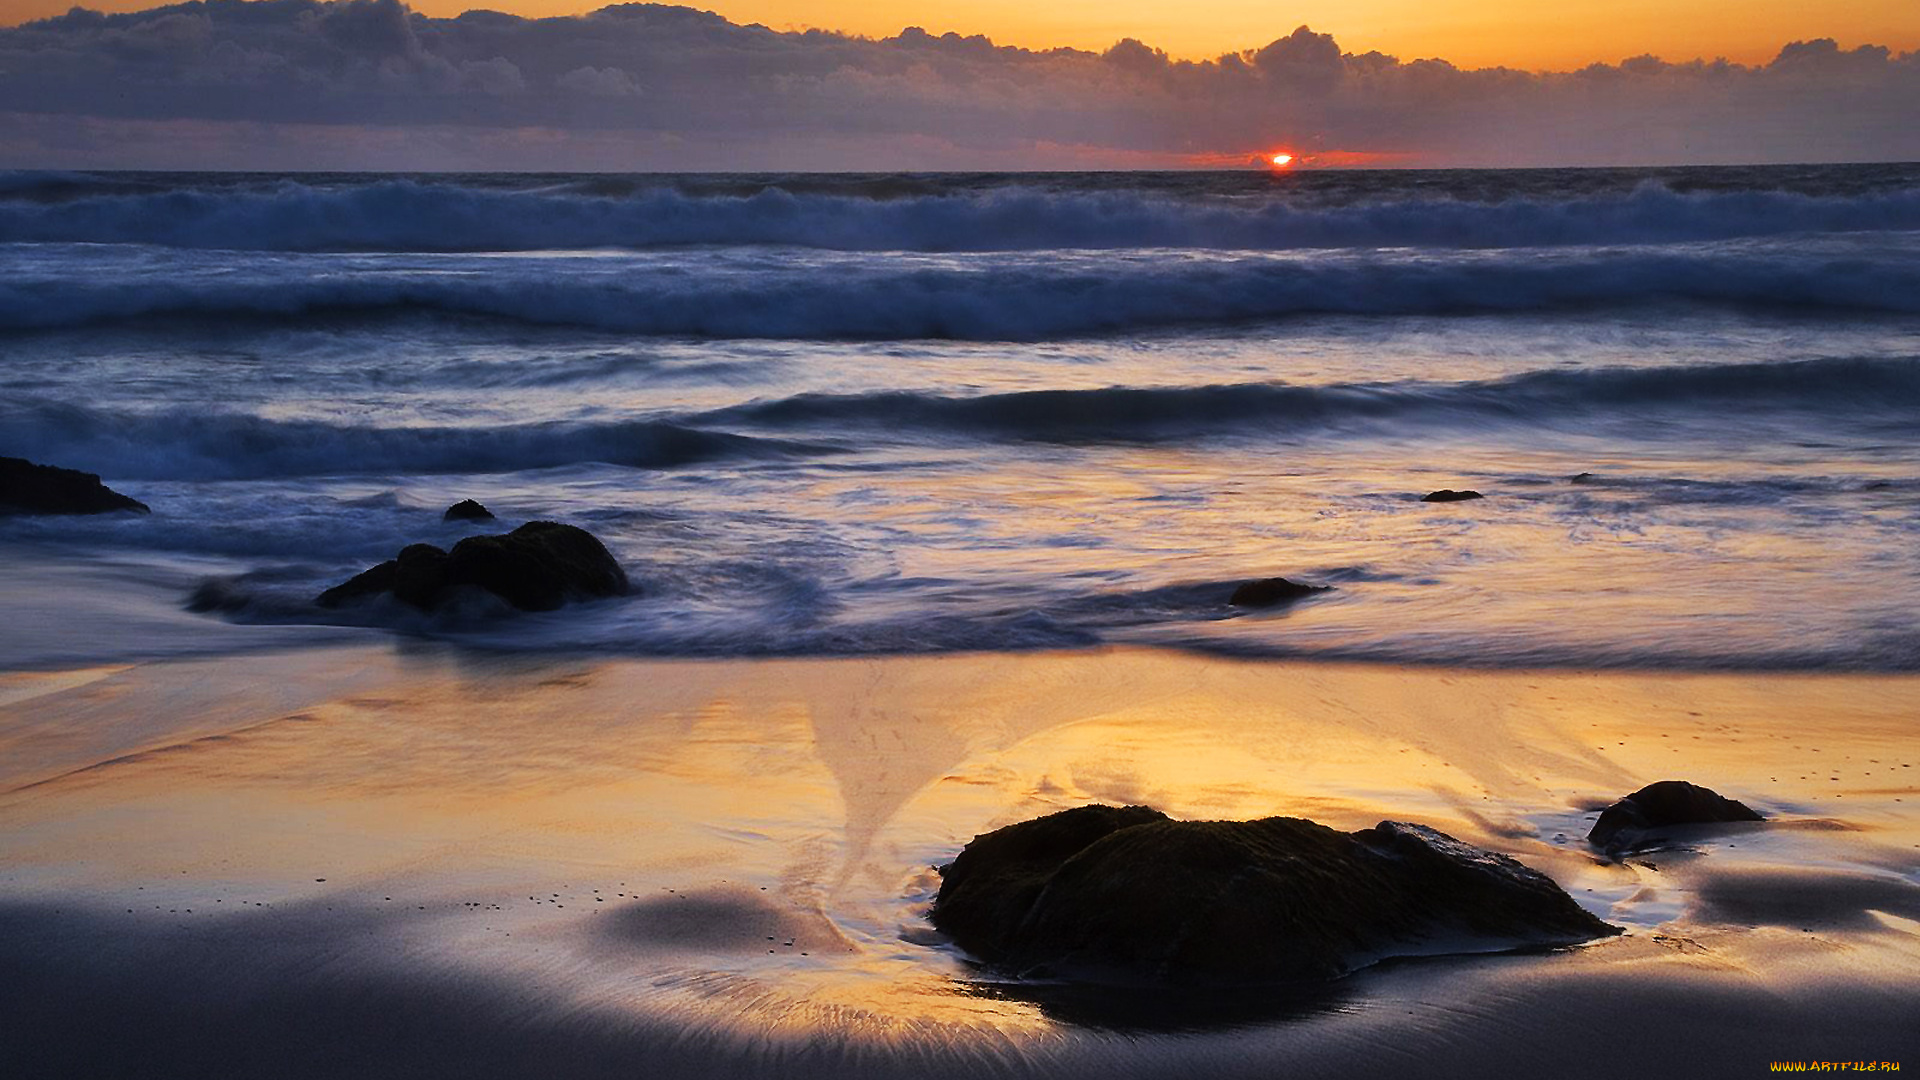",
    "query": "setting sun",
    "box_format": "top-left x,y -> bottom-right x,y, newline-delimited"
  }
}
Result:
1270,153 -> 1295,167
